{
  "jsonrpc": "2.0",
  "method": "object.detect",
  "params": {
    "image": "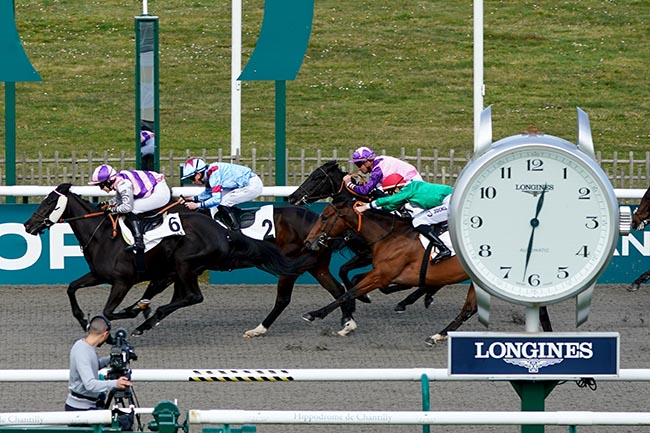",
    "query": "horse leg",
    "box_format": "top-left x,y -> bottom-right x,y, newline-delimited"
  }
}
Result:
102,282 -> 138,321
133,275 -> 204,335
540,306 -> 553,332
116,275 -> 174,319
311,264 -> 358,336
67,272 -> 105,330
426,284 -> 477,346
629,270 -> 650,292
243,275 -> 297,338
338,255 -> 372,304
303,272 -> 382,323
394,287 -> 435,313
